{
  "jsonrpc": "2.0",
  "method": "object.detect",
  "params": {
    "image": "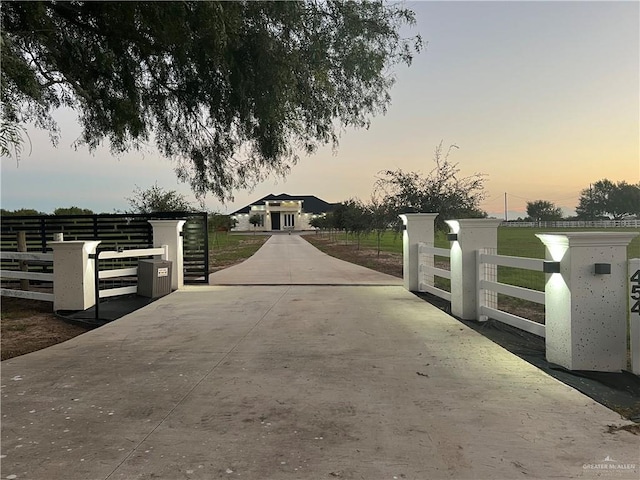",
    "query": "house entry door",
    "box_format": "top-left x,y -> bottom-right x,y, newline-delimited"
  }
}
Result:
271,213 -> 281,230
